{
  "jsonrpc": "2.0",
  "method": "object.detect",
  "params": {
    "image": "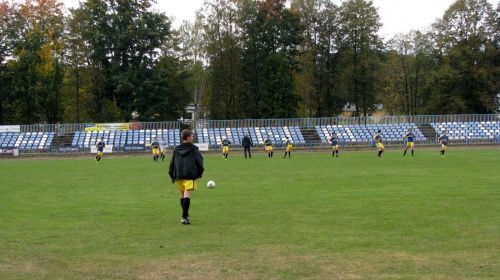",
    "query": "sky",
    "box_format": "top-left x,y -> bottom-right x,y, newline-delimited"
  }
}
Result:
62,0 -> 499,39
